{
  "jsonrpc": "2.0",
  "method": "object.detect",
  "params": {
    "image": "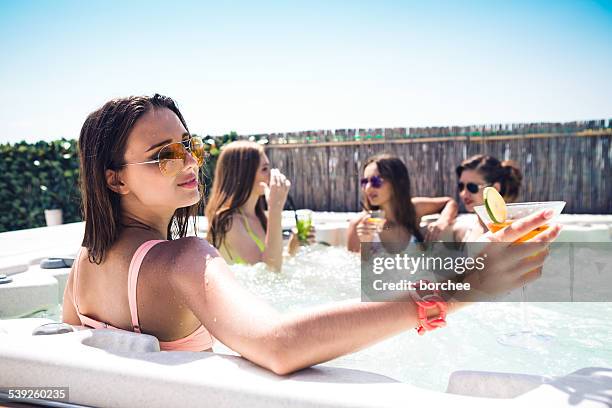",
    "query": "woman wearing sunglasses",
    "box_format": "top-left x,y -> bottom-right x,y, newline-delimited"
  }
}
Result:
453,154 -> 523,241
63,94 -> 561,375
347,154 -> 459,252
205,141 -> 310,271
